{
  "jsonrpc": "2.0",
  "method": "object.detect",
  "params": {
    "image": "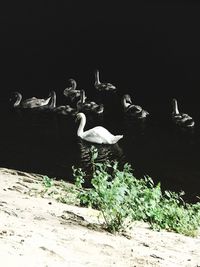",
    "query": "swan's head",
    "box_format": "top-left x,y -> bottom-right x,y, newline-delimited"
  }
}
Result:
69,78 -> 76,83
172,98 -> 179,113
11,91 -> 21,98
75,112 -> 85,122
123,94 -> 132,104
122,94 -> 132,109
172,98 -> 178,105
90,101 -> 96,106
94,69 -> 99,75
48,90 -> 56,98
68,78 -> 77,88
9,91 -> 22,105
95,104 -> 104,114
94,69 -> 100,84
